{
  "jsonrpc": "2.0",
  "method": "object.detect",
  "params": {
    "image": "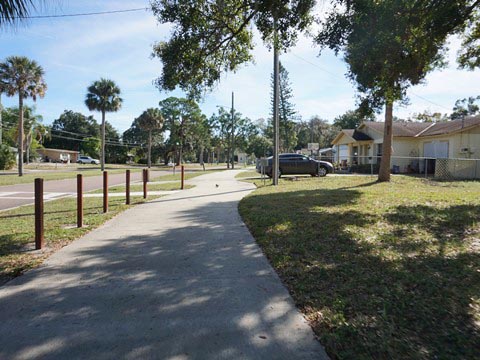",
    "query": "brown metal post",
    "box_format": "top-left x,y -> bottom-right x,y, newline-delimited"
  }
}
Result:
181,165 -> 185,190
34,178 -> 44,250
77,174 -> 83,228
126,170 -> 131,205
103,171 -> 108,213
143,169 -> 147,199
